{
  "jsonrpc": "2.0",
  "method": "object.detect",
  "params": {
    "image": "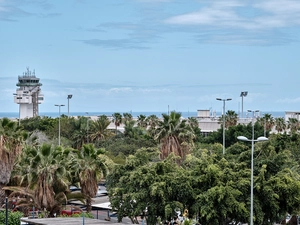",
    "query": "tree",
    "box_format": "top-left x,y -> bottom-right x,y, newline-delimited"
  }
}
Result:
257,113 -> 275,135
112,113 -> 122,134
107,148 -> 191,225
154,111 -> 195,162
146,114 -> 159,138
287,118 -> 299,133
123,120 -> 145,139
0,118 -> 27,204
70,116 -> 89,149
72,144 -> 111,212
137,114 -> 147,129
123,112 -> 133,123
12,144 -> 71,216
89,115 -> 114,142
274,117 -> 287,133
225,110 -> 238,128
